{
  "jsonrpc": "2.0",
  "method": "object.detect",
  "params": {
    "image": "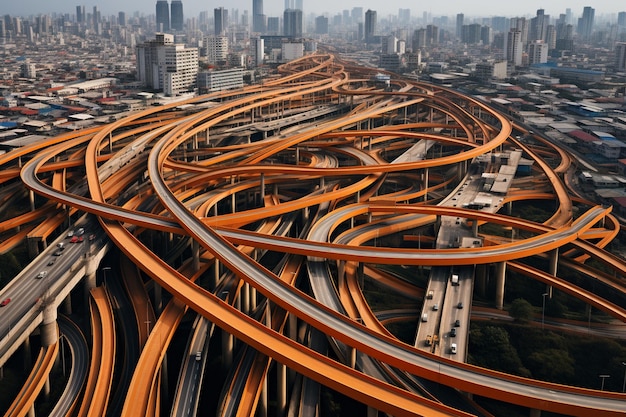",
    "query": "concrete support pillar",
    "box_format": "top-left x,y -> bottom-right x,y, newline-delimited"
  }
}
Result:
242,282 -> 250,315
320,176 -> 325,189
367,407 -> 378,417
549,248 -> 558,277
231,177 -> 236,213
206,128 -> 210,144
434,215 -> 441,235
250,287 -> 257,311
276,362 -> 287,416
423,167 -> 429,202
222,329 -> 233,371
495,262 -> 506,310
349,347 -> 357,368
43,375 -> 50,397
62,294 -> 72,316
22,336 -> 32,369
259,374 -> 268,417
260,173 -> 265,202
161,354 -> 169,406
41,302 -> 58,347
337,261 -> 345,291
28,406 -> 35,417
213,260 -> 220,289
192,239 -> 200,272
507,201 -> 513,216
529,408 -> 541,417
472,219 -> 479,237
357,262 -> 364,289
295,146 -> 299,164
474,264 -> 487,298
